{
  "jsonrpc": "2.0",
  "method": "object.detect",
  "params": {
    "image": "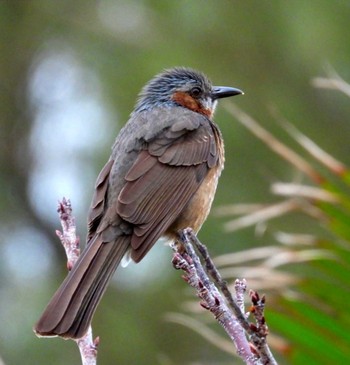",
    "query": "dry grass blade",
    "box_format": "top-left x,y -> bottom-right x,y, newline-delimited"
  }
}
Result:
270,108 -> 347,175
214,246 -> 284,266
221,267 -> 298,289
165,313 -> 290,357
271,182 -> 340,203
223,199 -> 300,232
312,69 -> 350,98
273,231 -> 317,246
263,249 -> 336,268
225,103 -> 322,183
164,313 -> 237,356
